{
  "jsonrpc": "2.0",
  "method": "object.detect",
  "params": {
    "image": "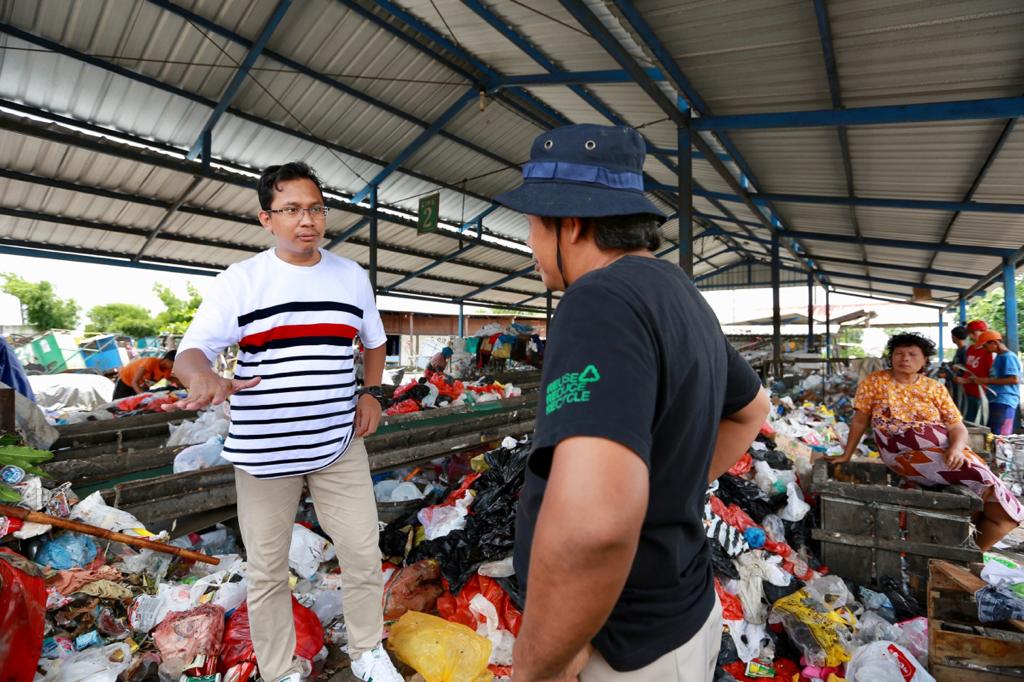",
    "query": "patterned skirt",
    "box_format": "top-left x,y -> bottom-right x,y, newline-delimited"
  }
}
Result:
873,421 -> 1024,523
